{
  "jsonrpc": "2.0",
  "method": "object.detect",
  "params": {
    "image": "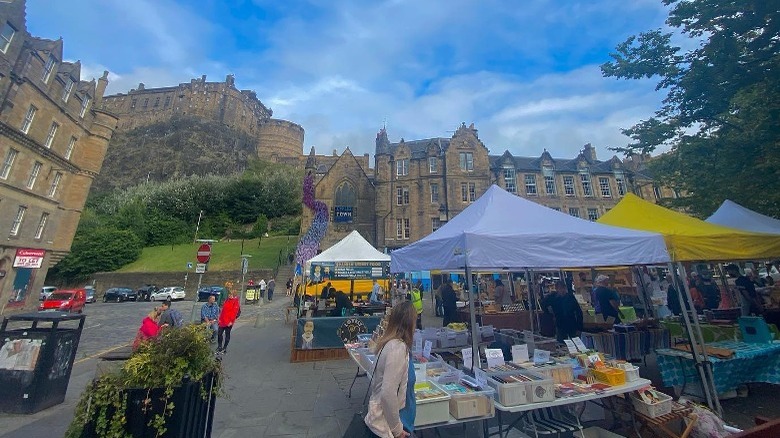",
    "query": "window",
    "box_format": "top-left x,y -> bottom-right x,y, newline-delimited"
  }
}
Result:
1,148 -> 18,179
430,183 -> 439,203
164,96 -> 171,107
459,152 -> 473,171
580,171 -> 593,197
34,212 -> 48,239
544,176 -> 556,195
428,157 -> 438,173
396,159 -> 409,176
41,55 -> 56,83
503,167 -> 516,194
61,77 -> 74,102
525,174 -> 537,195
551,207 -> 561,212
154,96 -> 160,107
65,136 -> 76,159
587,208 -> 599,221
568,207 -> 580,218
143,98 -> 149,108
21,105 -> 36,134
44,122 -> 58,148
0,22 -> 16,53
614,171 -> 626,196
396,219 -> 403,239
27,161 -> 42,189
432,218 -> 441,232
468,183 -> 476,202
598,177 -> 612,197
403,218 -> 410,239
48,172 -> 62,197
79,95 -> 91,117
9,206 -> 25,236
131,98 -> 137,109
653,185 -> 662,200
396,187 -> 409,205
563,175 -> 575,196
461,183 -> 468,202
